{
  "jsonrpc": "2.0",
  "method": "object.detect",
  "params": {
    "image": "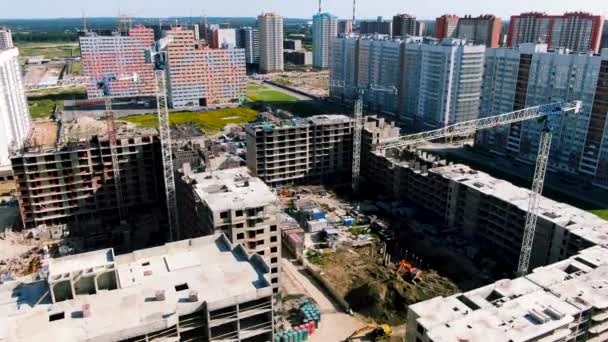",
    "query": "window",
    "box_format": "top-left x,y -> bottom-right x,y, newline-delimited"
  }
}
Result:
271,257 -> 278,263
417,324 -> 424,335
270,225 -> 277,232
49,312 -> 65,322
237,233 -> 244,239
271,278 -> 278,284
271,267 -> 278,273
258,251 -> 265,256
236,223 -> 244,228
220,211 -> 229,219
175,283 -> 189,292
235,210 -> 243,217
271,236 -> 277,242
141,261 -> 150,267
